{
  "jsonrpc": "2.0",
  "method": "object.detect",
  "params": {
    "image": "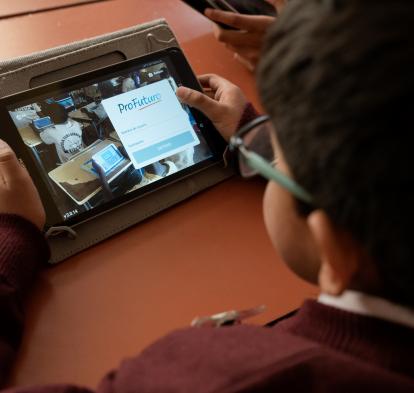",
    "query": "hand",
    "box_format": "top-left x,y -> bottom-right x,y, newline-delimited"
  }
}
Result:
205,8 -> 276,71
176,74 -> 248,141
92,159 -> 113,201
0,139 -> 45,229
